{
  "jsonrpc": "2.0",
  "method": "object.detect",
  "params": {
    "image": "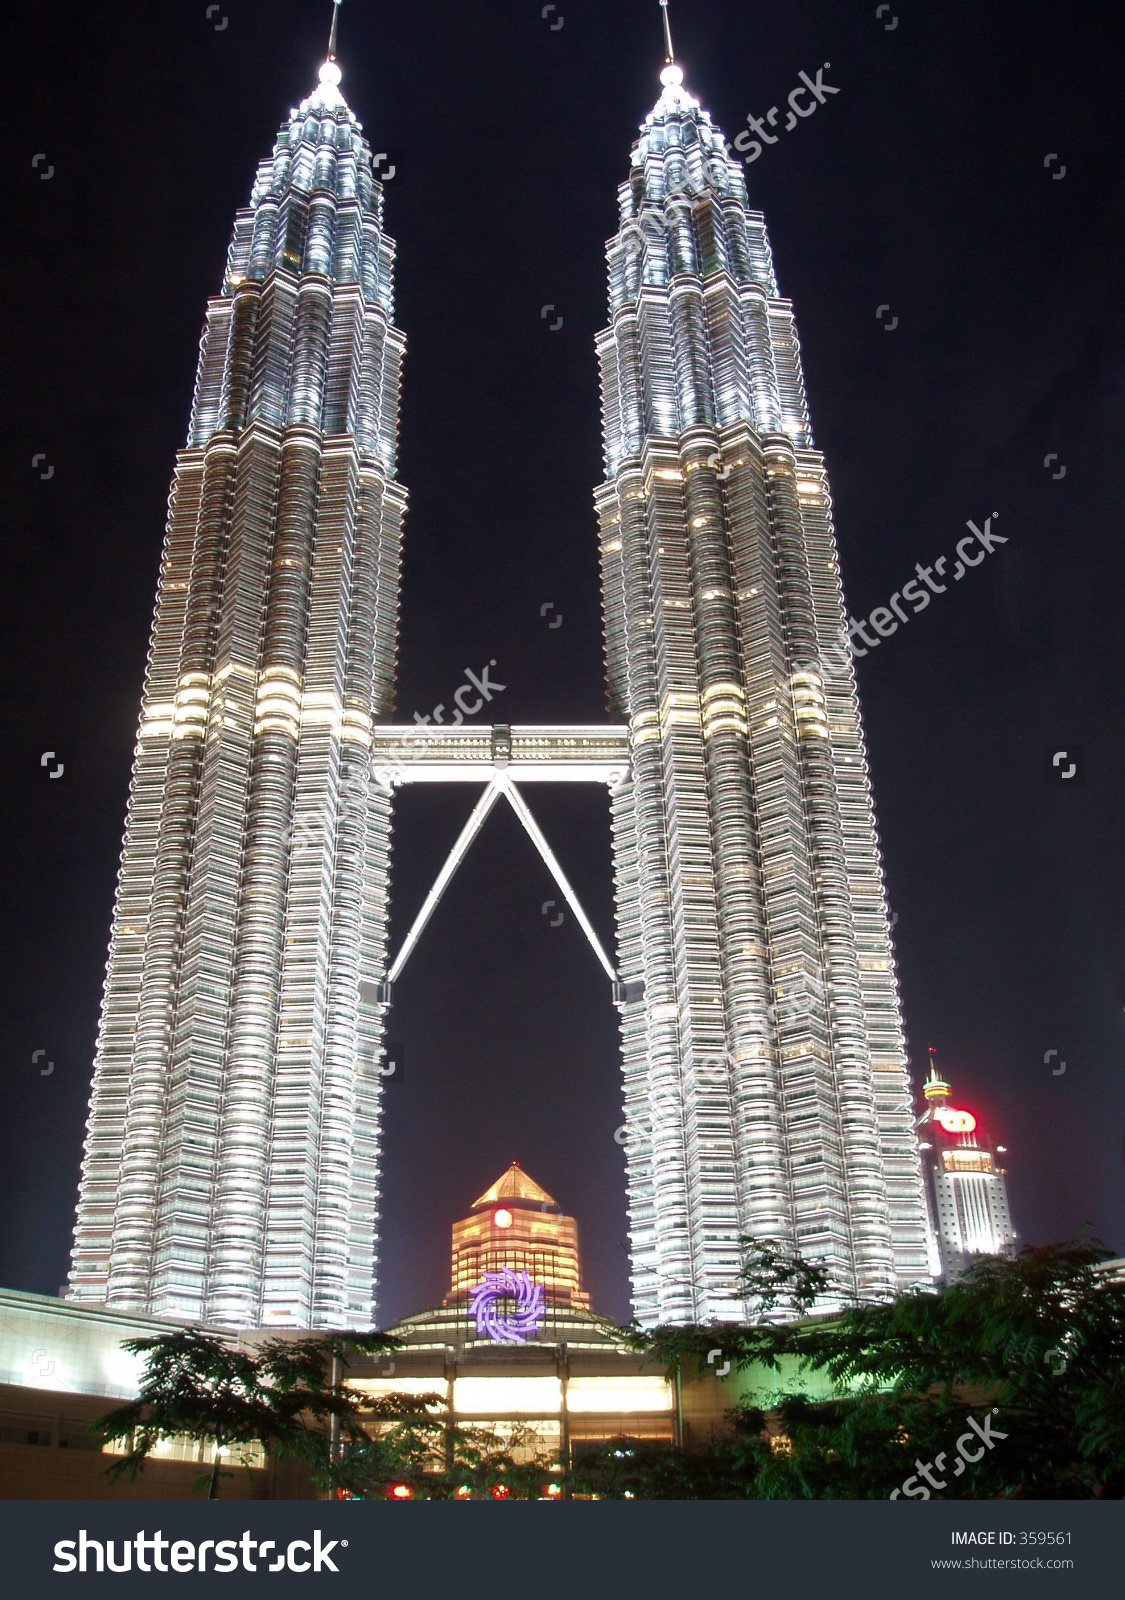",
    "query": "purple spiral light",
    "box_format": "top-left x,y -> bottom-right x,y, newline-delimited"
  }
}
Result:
468,1269 -> 545,1343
